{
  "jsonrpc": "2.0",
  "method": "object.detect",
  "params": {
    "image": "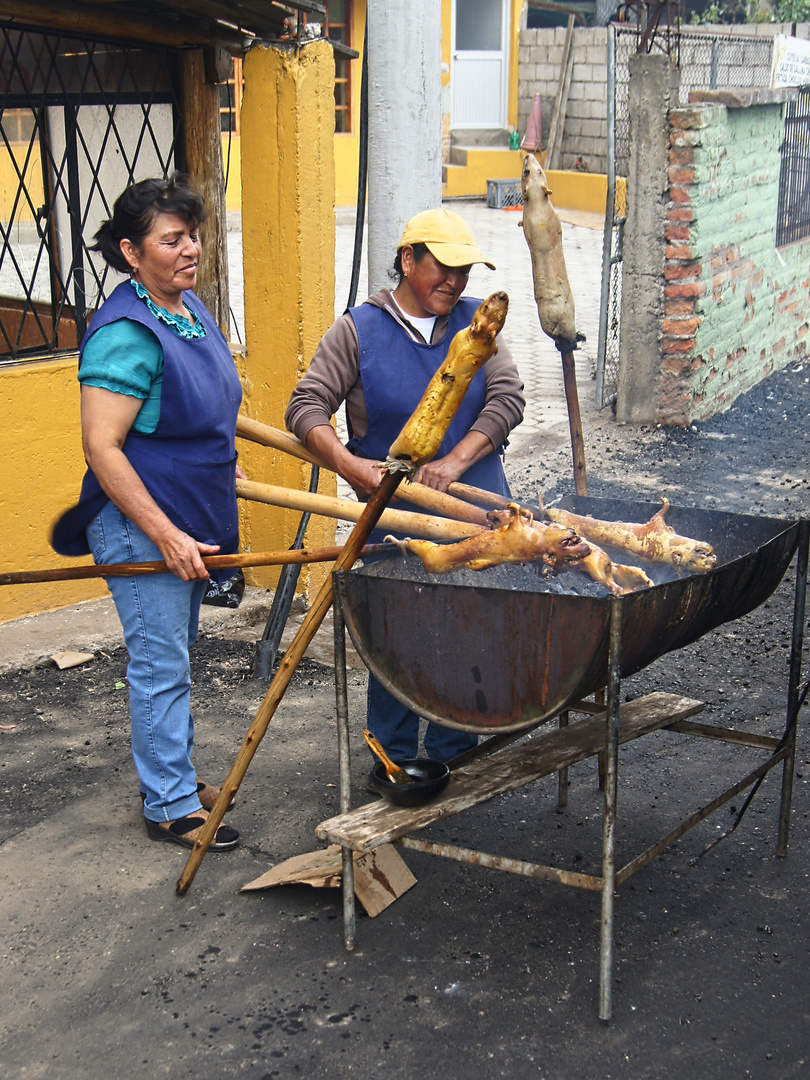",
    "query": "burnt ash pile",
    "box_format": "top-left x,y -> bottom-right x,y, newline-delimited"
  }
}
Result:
508,360 -> 810,523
